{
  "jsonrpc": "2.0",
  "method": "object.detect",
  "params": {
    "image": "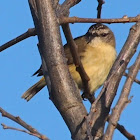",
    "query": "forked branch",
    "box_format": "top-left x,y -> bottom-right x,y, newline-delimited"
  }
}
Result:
0,107 -> 49,140
103,52 -> 140,140
87,21 -> 140,139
